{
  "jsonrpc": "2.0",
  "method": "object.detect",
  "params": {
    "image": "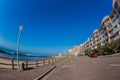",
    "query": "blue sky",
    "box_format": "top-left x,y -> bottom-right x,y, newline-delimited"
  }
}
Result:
0,0 -> 112,56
